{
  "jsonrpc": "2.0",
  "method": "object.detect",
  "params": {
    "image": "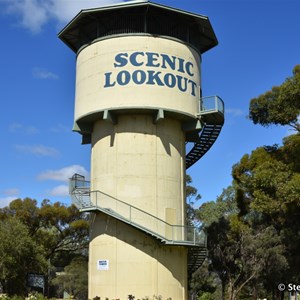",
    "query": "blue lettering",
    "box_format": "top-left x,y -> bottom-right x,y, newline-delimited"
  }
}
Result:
145,52 -> 160,67
146,70 -> 164,86
164,73 -> 176,88
130,52 -> 144,67
177,57 -> 185,73
117,70 -> 130,85
189,80 -> 197,96
132,70 -> 146,84
161,54 -> 176,71
186,62 -> 194,76
114,53 -> 128,68
176,75 -> 188,92
104,52 -> 198,96
104,72 -> 116,87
